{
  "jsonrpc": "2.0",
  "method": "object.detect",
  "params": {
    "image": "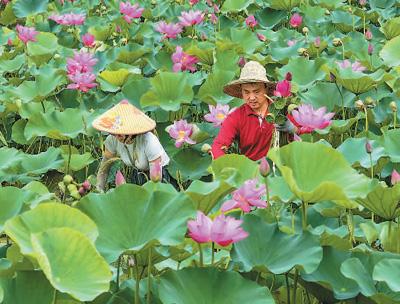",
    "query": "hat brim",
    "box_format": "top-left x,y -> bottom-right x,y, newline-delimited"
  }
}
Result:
223,79 -> 276,99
